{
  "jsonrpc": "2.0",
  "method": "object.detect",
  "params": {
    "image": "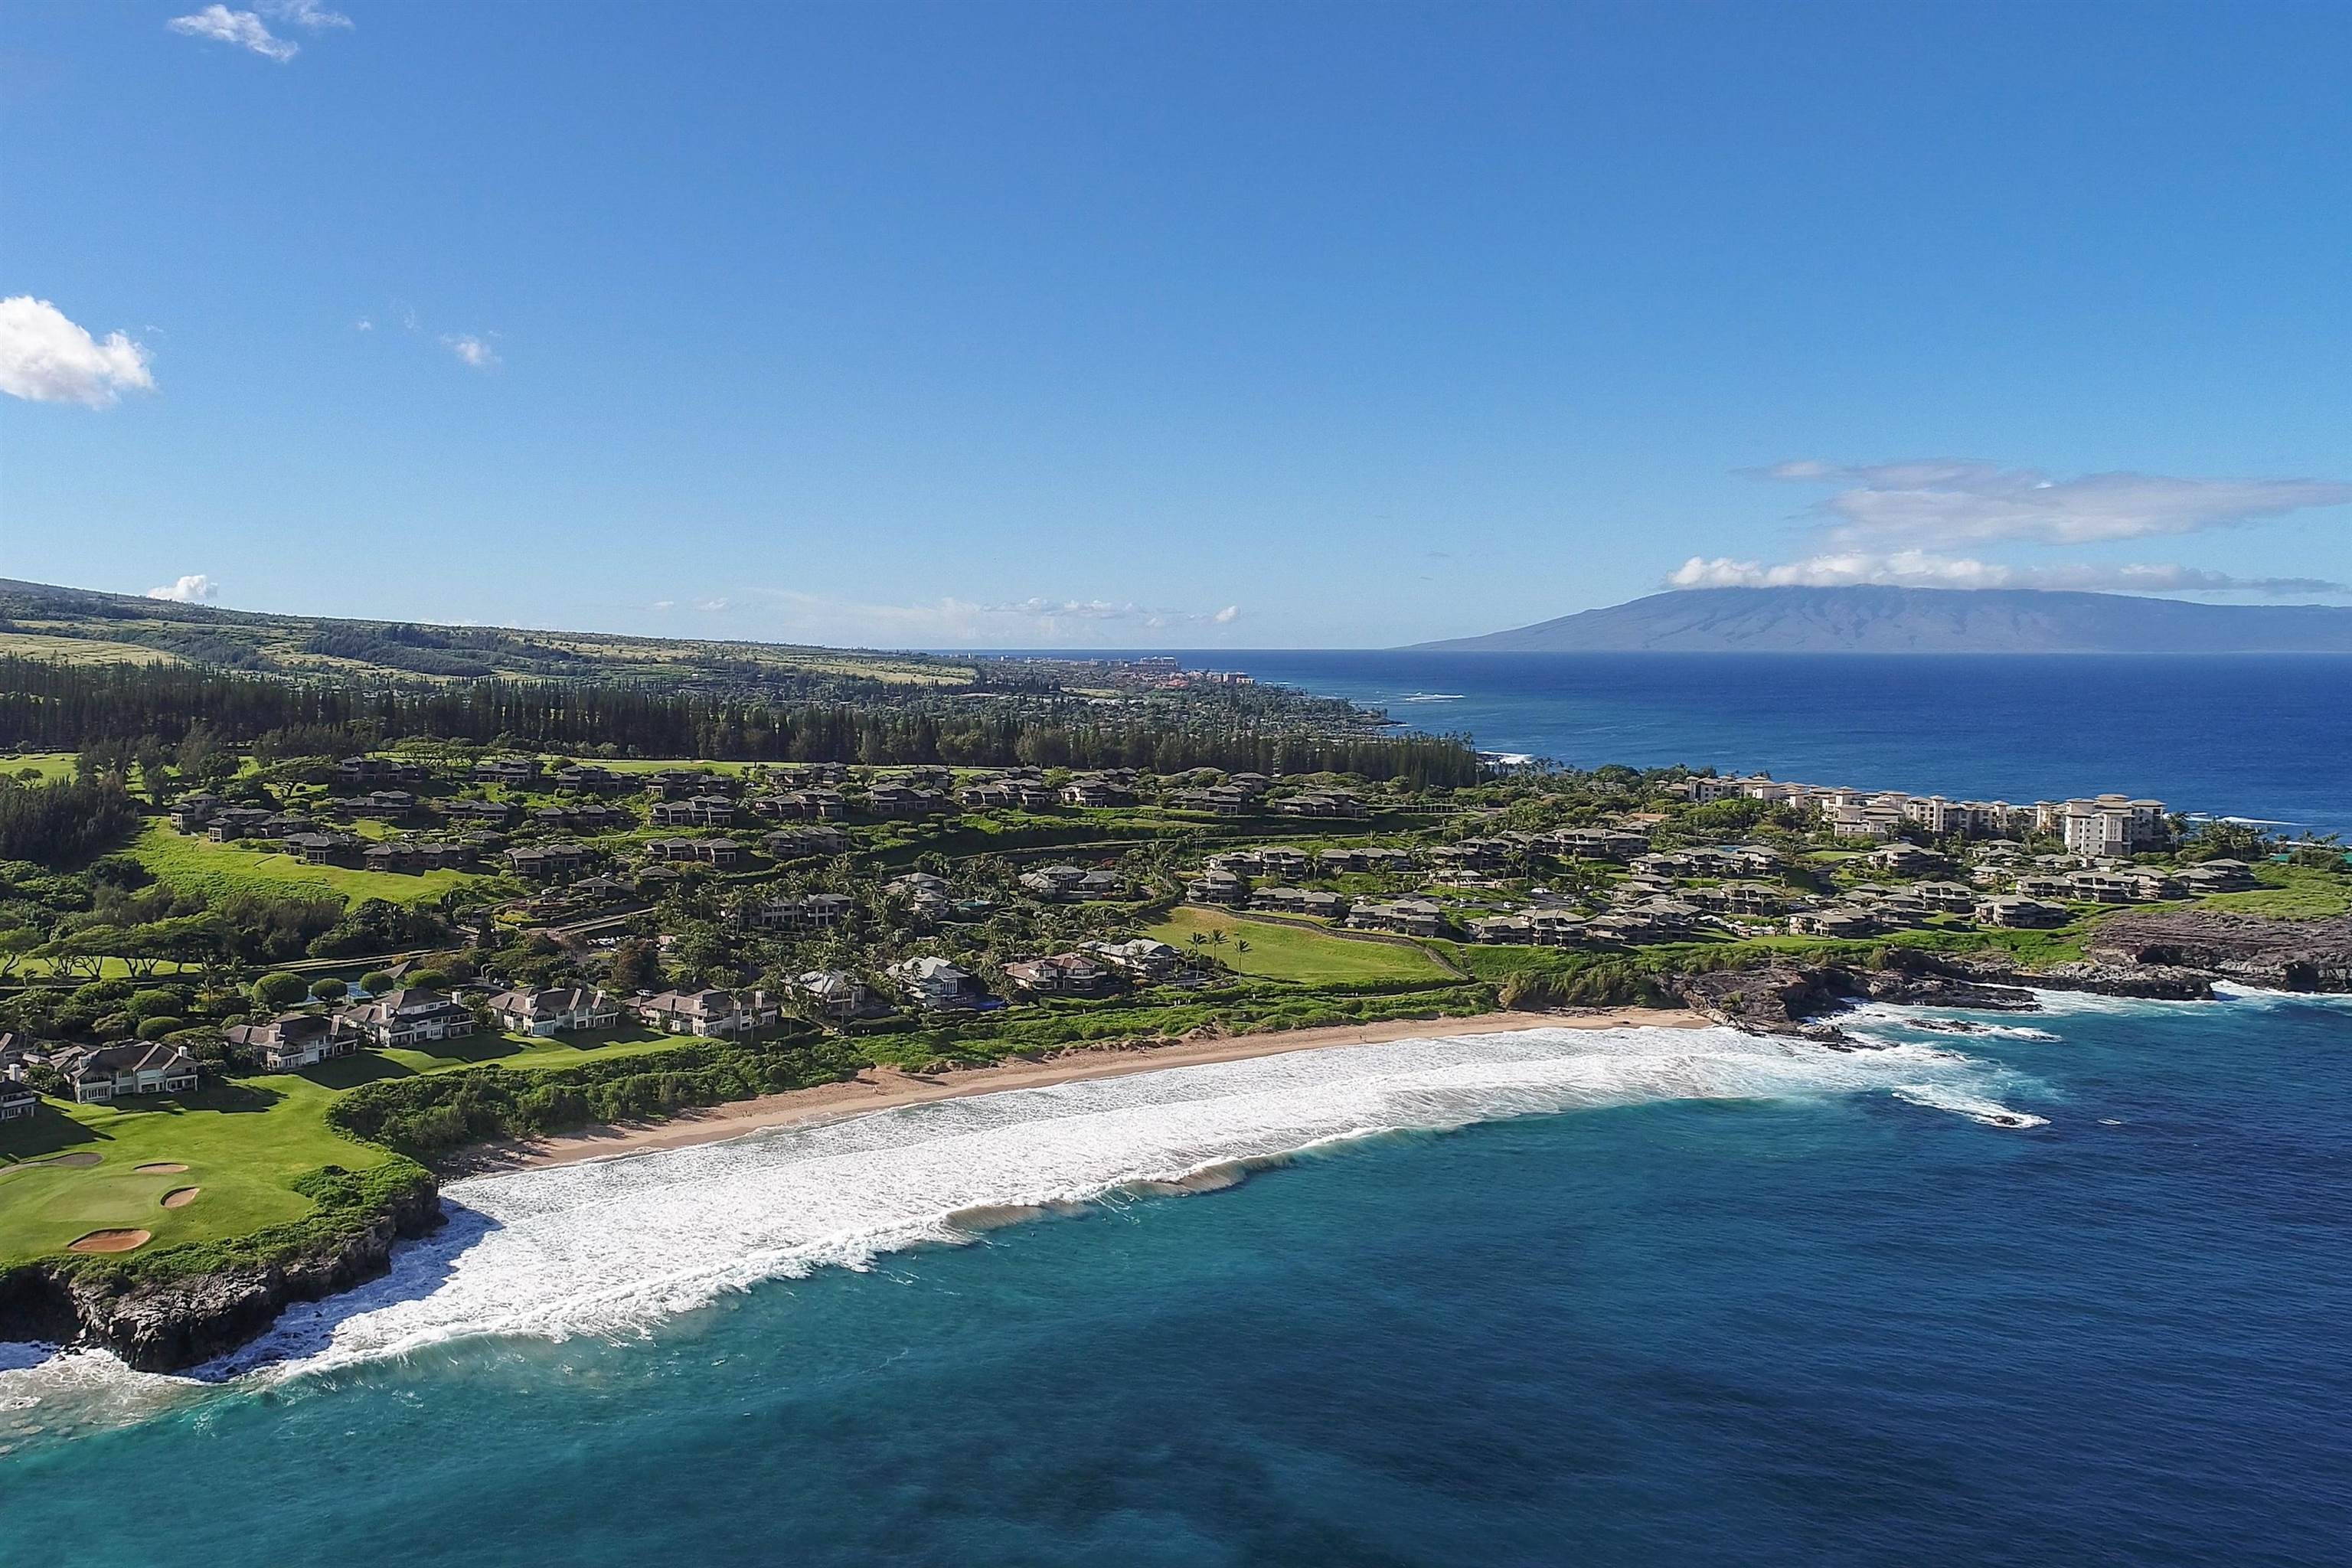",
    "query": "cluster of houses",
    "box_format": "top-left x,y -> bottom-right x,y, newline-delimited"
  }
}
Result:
1685,774 -> 2175,858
